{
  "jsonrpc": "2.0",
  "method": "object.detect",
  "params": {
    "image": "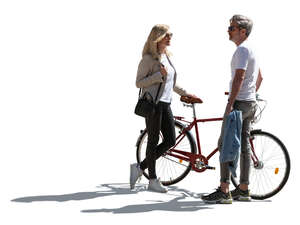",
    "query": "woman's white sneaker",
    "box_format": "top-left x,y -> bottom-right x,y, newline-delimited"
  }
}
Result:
148,179 -> 168,193
130,163 -> 142,189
